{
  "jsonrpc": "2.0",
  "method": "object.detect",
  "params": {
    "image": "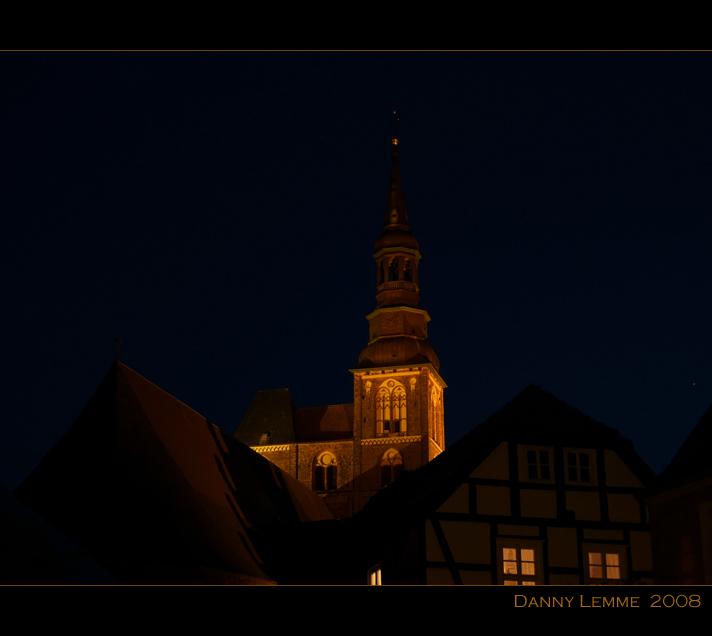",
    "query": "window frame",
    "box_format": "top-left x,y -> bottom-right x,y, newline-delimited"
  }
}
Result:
313,451 -> 338,492
518,445 -> 555,484
495,538 -> 544,585
582,543 -> 627,585
379,448 -> 403,488
564,448 -> 597,486
367,564 -> 382,585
